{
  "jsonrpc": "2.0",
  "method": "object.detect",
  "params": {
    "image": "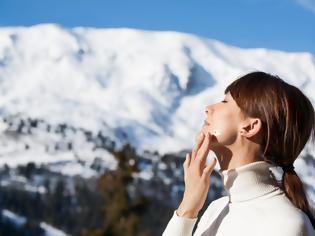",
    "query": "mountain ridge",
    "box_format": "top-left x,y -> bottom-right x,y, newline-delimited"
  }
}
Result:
0,23 -> 315,155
